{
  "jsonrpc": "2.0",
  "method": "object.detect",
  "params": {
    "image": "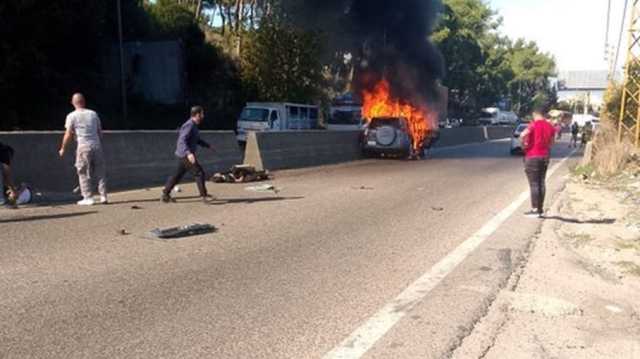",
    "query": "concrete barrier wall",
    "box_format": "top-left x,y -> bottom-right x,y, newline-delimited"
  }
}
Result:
0,126 -> 515,194
244,130 -> 362,171
244,126 -> 515,171
0,131 -> 242,193
486,126 -> 515,140
435,127 -> 487,148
